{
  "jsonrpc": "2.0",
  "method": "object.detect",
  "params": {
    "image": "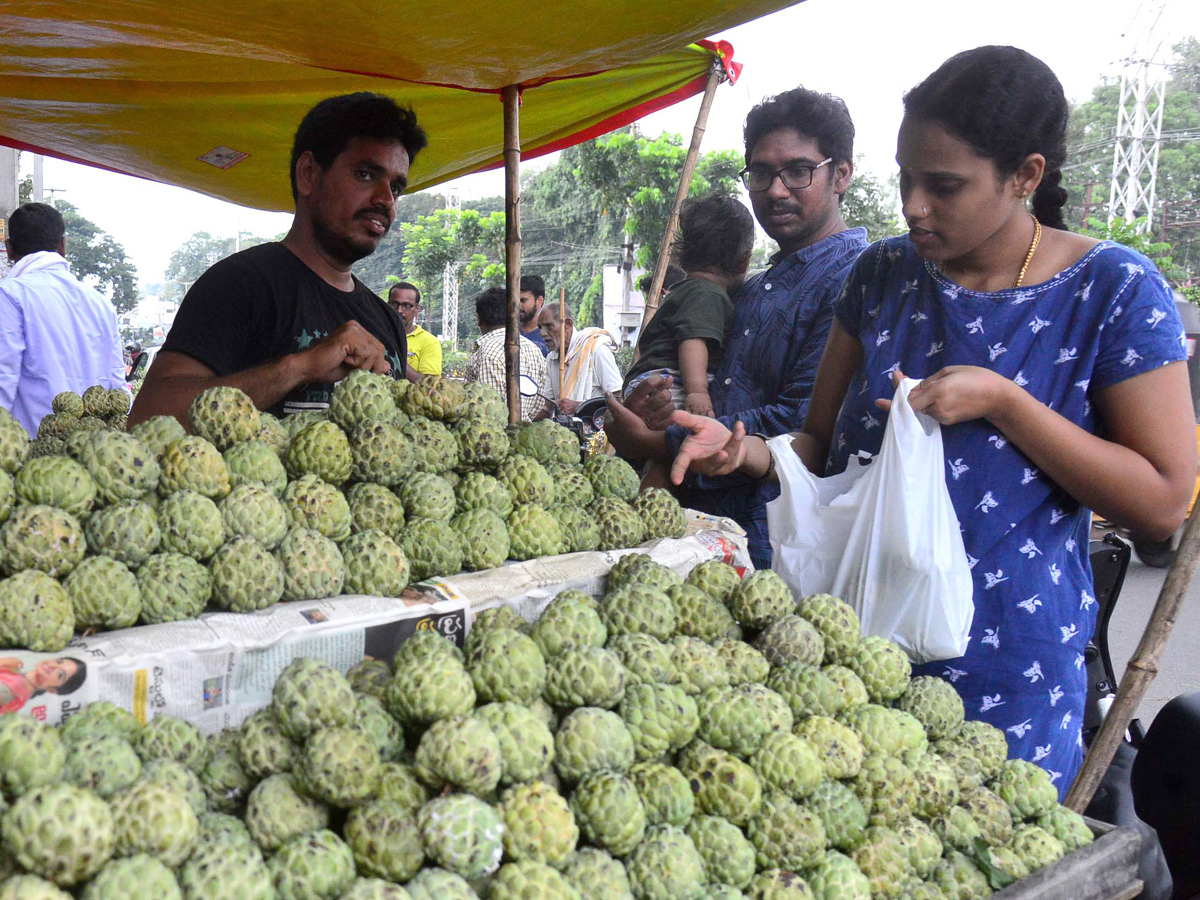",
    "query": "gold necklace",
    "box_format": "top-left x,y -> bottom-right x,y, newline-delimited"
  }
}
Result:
1013,215 -> 1042,289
